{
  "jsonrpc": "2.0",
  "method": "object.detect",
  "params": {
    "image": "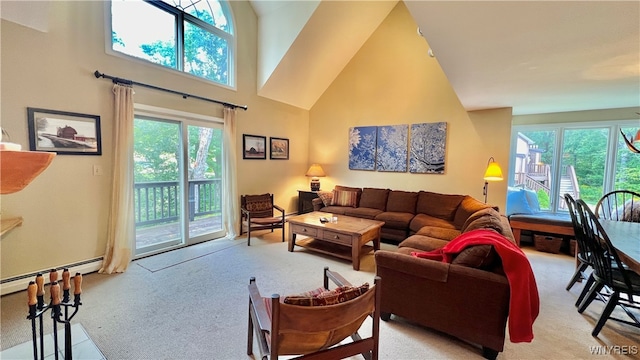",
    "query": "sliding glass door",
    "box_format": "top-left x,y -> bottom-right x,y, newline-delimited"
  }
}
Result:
133,107 -> 224,257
